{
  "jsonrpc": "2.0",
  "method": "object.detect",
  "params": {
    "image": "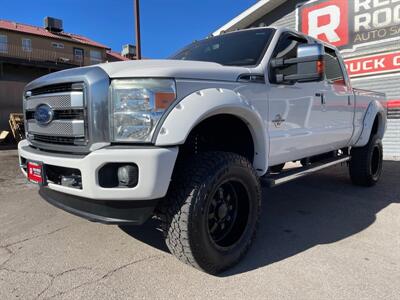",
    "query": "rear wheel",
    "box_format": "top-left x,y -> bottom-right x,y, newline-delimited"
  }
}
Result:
157,152 -> 261,274
349,134 -> 383,187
